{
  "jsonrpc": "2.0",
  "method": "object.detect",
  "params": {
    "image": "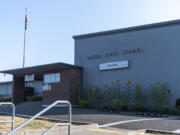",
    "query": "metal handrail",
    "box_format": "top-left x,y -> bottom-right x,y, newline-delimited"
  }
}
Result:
0,102 -> 15,131
42,122 -> 70,135
6,100 -> 71,135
